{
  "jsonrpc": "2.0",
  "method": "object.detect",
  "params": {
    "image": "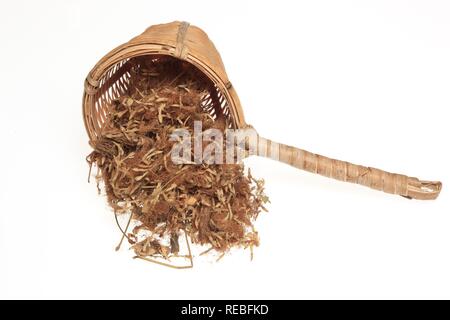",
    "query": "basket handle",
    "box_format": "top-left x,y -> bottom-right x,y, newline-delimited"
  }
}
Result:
255,136 -> 442,200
